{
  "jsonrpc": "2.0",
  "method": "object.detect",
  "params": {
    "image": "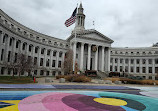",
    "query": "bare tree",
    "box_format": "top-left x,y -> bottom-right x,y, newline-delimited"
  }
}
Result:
4,61 -> 18,77
61,49 -> 73,75
16,53 -> 37,77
